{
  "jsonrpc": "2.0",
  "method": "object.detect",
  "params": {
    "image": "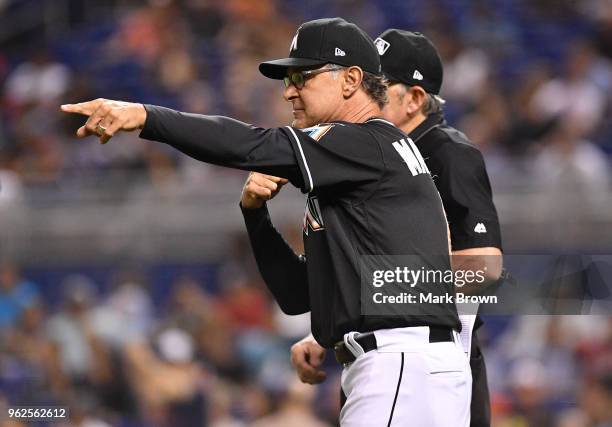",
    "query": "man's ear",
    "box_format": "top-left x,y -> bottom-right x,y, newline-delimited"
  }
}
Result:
342,66 -> 364,98
405,86 -> 427,115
